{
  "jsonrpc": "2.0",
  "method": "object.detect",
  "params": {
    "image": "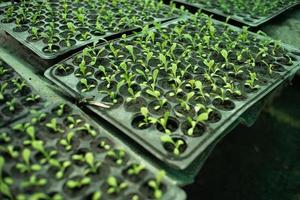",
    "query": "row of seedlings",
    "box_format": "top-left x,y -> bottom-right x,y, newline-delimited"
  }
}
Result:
0,103 -> 186,199
0,0 -> 184,59
174,0 -> 300,26
0,58 -> 44,127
